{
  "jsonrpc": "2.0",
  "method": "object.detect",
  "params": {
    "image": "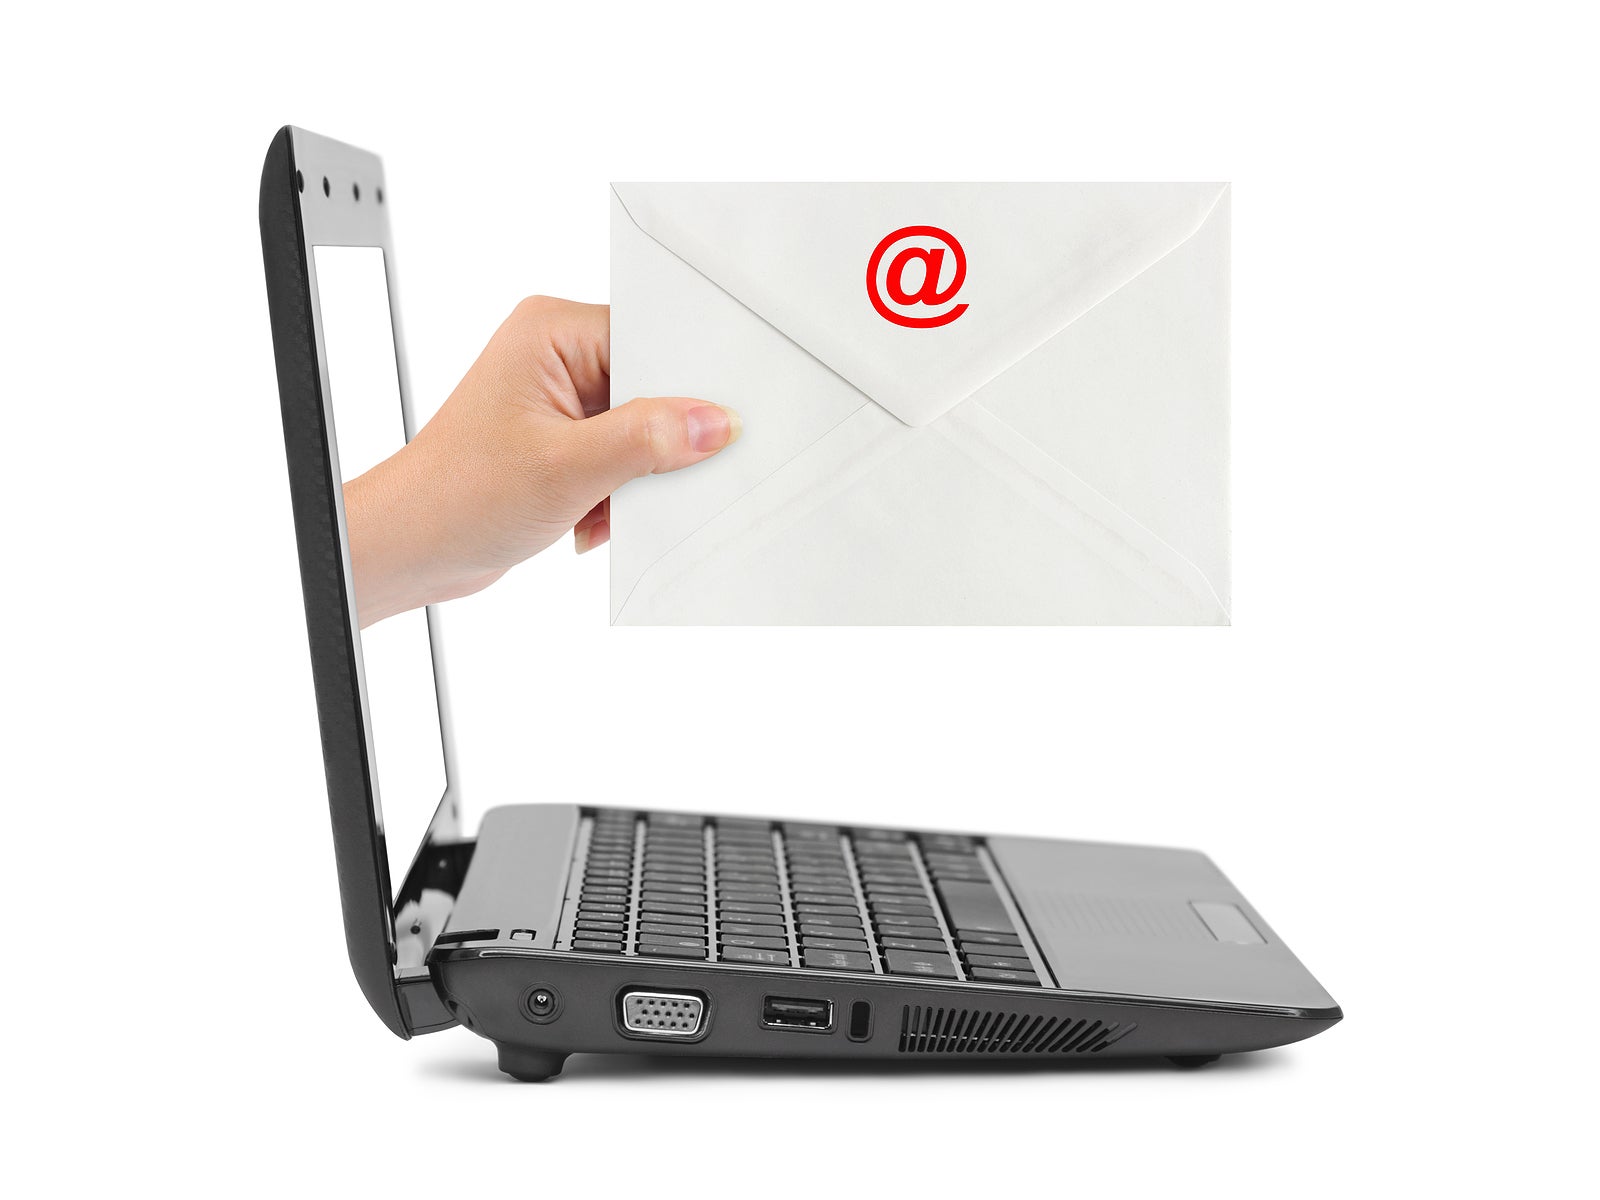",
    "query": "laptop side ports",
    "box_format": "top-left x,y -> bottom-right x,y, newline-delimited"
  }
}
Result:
762,996 -> 834,1032
619,990 -> 707,1038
